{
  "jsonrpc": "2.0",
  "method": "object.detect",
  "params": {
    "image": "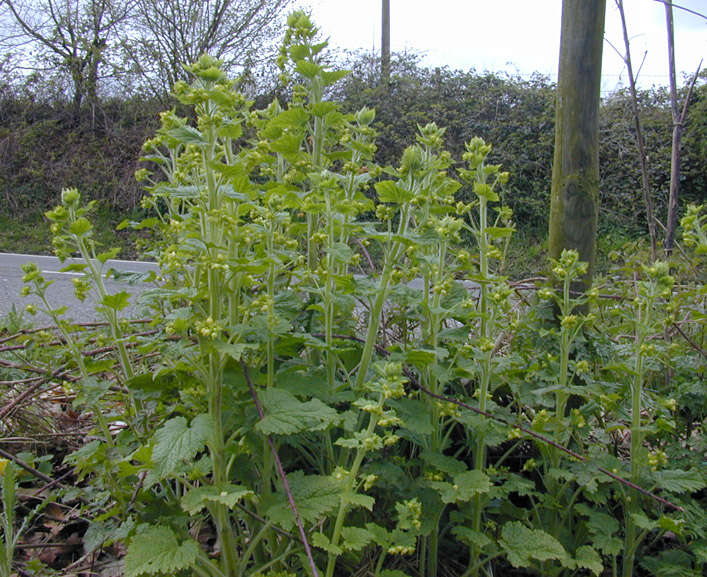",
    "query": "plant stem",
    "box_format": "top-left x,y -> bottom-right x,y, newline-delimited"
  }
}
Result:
325,397 -> 381,577
202,119 -> 240,577
355,206 -> 409,389
623,289 -> 651,577
470,186 -> 493,577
